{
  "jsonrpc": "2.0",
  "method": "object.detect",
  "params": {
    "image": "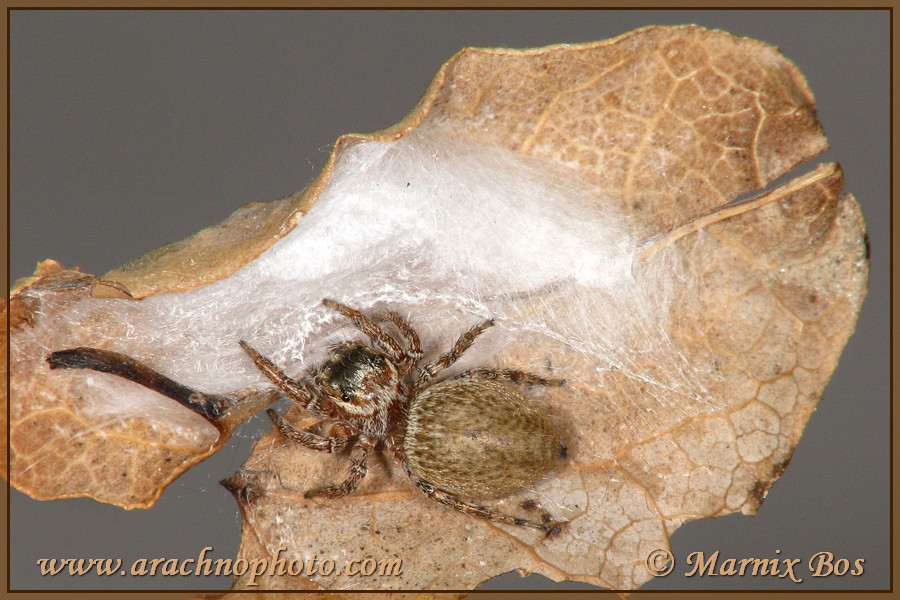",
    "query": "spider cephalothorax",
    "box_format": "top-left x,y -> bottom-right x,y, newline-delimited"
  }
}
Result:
315,342 -> 404,434
241,299 -> 567,532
